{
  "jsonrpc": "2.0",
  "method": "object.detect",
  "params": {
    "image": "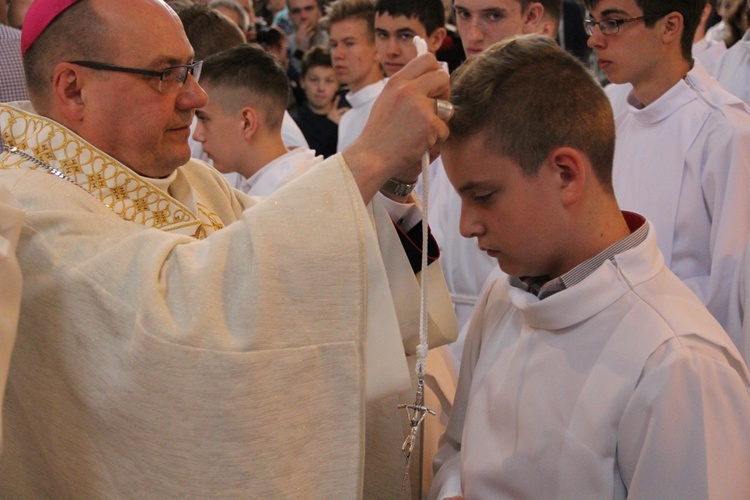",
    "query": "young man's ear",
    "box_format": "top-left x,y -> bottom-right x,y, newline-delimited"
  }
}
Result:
661,12 -> 684,46
521,2 -> 545,34
548,147 -> 587,207
427,27 -> 447,54
240,107 -> 260,142
51,62 -> 86,122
